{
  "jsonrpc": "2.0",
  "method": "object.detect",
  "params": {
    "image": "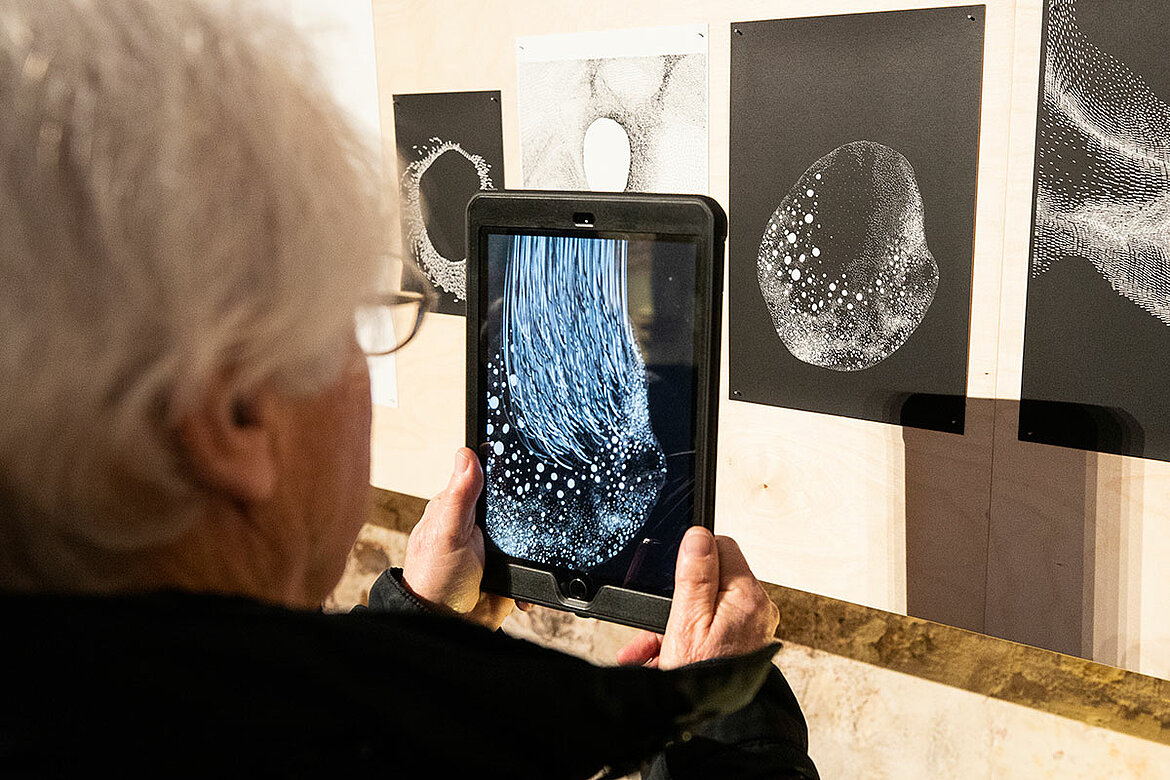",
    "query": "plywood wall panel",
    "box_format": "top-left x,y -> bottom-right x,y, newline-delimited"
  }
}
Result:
367,0 -> 1170,680
369,0 -> 1014,613
370,313 -> 464,499
715,400 -> 908,612
902,399 -> 996,634
1140,468 -> 1170,679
